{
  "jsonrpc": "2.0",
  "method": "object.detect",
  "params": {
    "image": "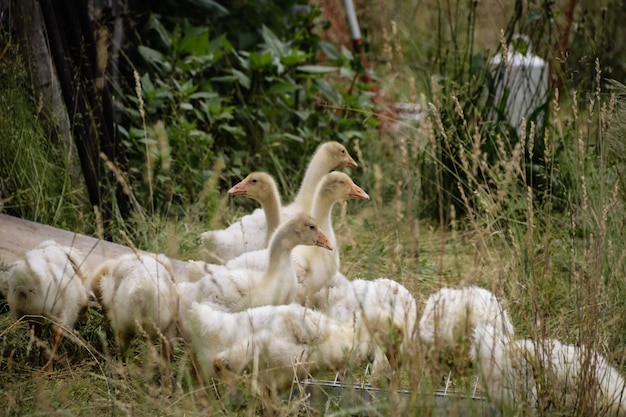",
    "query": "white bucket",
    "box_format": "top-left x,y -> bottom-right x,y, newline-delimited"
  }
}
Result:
489,35 -> 549,135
